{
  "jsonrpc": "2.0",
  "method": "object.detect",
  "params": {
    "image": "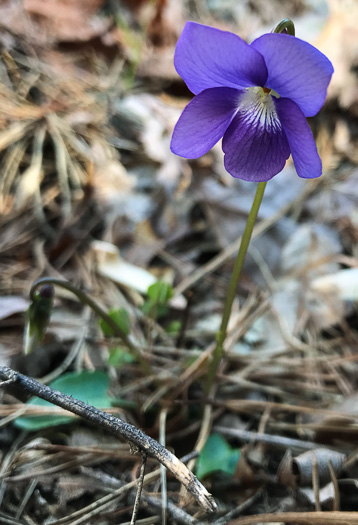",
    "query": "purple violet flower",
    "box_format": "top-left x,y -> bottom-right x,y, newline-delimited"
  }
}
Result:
170,22 -> 334,182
